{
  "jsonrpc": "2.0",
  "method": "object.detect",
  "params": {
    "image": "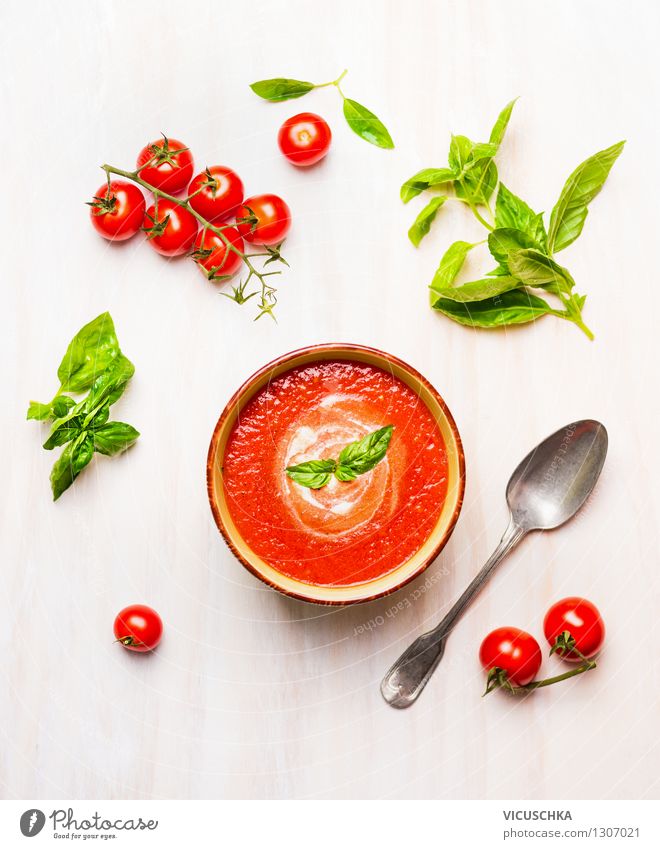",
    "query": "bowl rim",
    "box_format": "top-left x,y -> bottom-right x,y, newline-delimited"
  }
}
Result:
206,343 -> 466,605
